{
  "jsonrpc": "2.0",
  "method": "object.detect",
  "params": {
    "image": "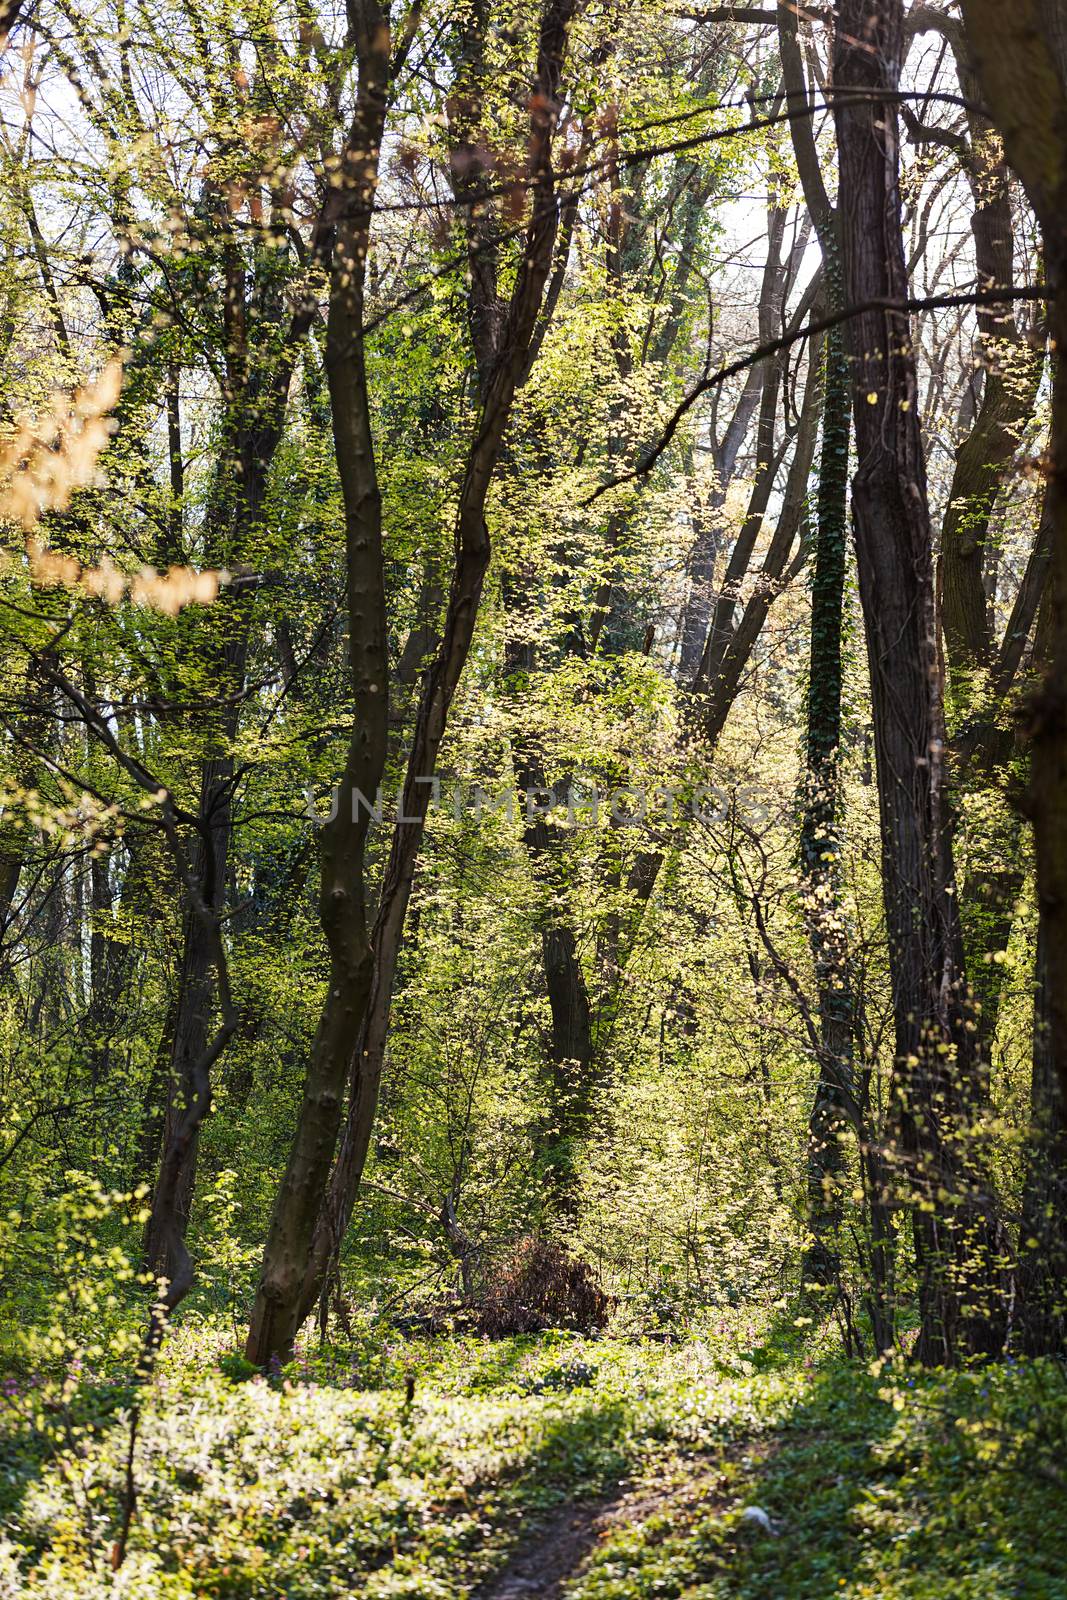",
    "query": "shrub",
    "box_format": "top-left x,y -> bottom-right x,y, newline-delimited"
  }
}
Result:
477,1238 -> 609,1336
